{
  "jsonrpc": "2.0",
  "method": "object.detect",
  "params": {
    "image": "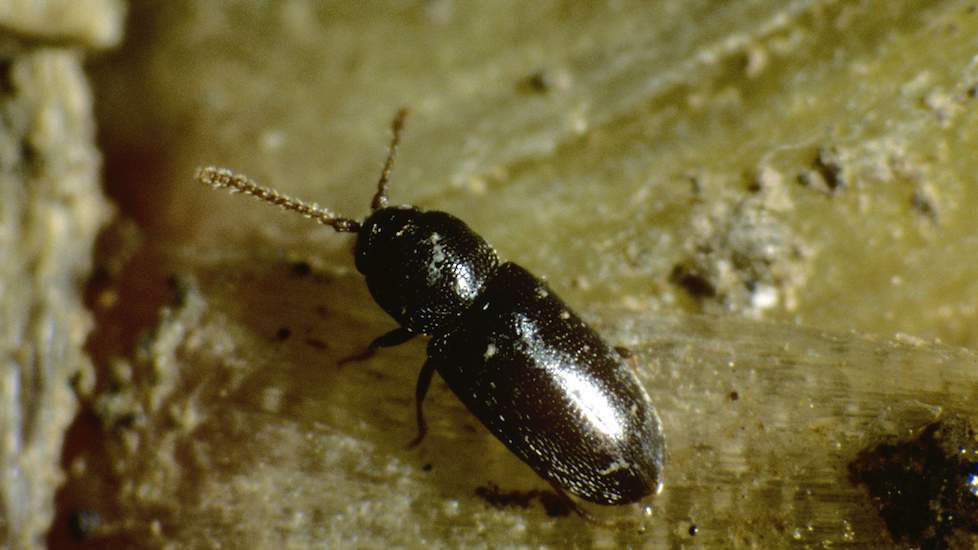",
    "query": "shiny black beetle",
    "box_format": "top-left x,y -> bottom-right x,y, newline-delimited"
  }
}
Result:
197,110 -> 666,513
